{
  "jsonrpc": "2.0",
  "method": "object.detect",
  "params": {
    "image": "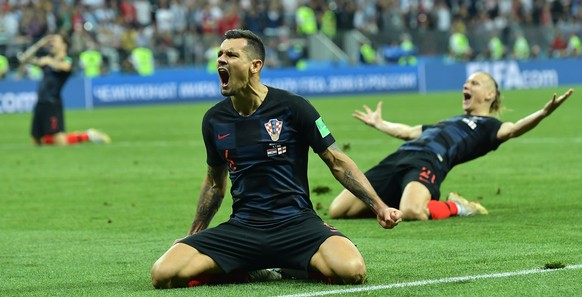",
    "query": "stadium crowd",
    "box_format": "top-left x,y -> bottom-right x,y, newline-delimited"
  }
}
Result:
0,0 -> 581,79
